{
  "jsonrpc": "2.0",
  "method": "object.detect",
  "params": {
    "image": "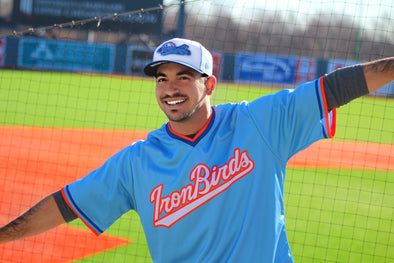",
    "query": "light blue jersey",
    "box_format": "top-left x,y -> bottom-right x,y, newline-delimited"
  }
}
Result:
62,77 -> 335,262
